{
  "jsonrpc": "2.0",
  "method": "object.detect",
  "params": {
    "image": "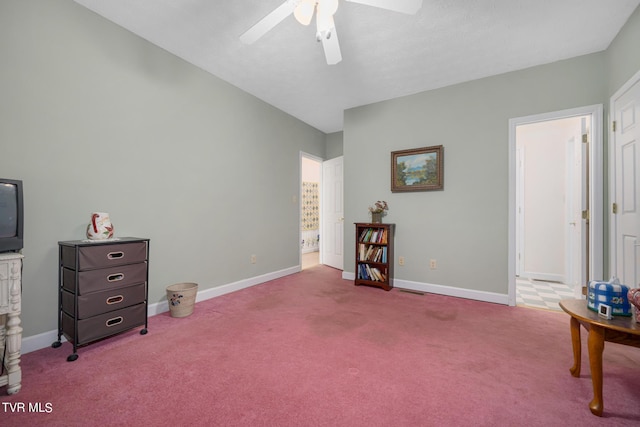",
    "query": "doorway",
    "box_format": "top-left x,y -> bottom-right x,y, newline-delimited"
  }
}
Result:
299,153 -> 345,271
508,105 -> 604,309
301,154 -> 322,269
